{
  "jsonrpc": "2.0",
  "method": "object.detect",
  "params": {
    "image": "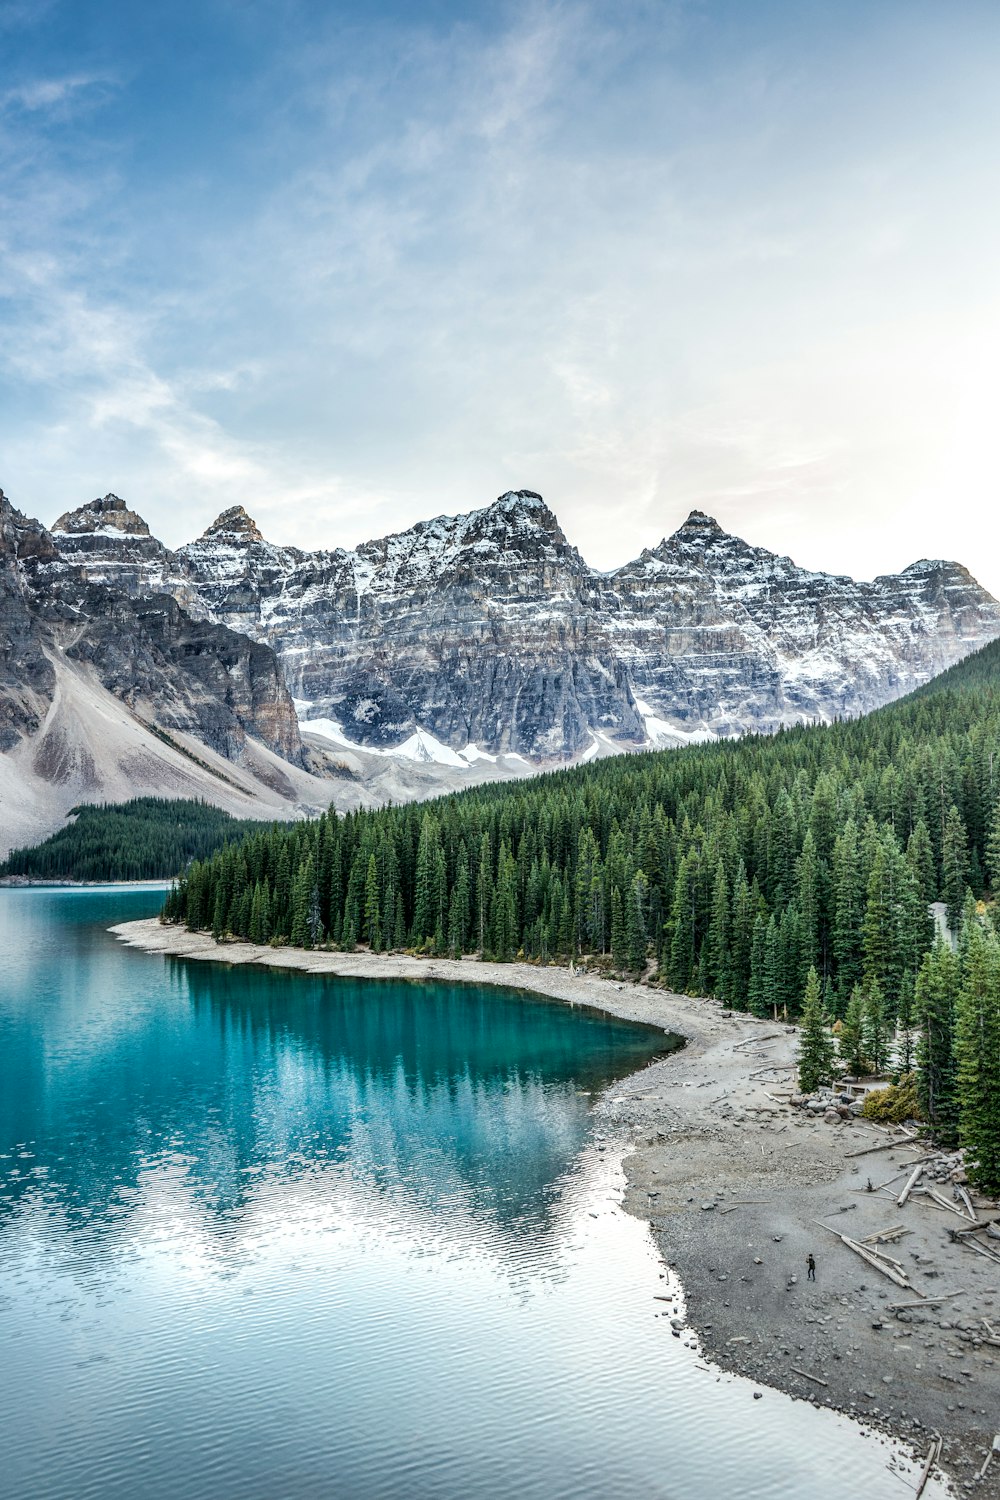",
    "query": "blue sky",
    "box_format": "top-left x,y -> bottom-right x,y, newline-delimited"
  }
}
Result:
1,0 -> 998,591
